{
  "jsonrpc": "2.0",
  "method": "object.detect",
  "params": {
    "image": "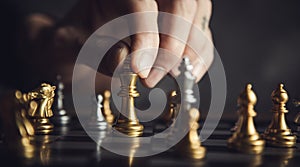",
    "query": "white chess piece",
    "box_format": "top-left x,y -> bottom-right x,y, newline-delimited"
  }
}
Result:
52,75 -> 71,125
96,95 -> 105,122
88,94 -> 107,130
